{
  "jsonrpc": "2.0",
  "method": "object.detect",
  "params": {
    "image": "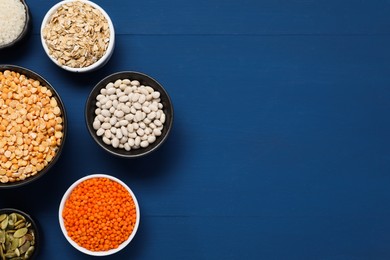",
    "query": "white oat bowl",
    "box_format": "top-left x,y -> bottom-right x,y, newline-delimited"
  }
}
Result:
40,0 -> 115,73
